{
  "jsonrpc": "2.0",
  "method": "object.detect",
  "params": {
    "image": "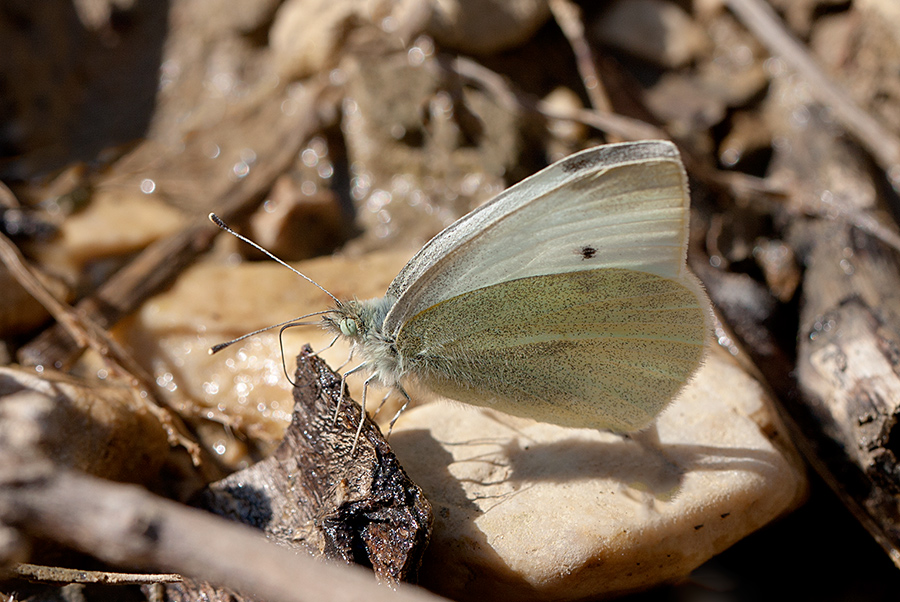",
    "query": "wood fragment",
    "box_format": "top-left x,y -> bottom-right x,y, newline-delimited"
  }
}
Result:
739,93 -> 900,568
792,219 -> 900,568
196,347 -> 432,586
